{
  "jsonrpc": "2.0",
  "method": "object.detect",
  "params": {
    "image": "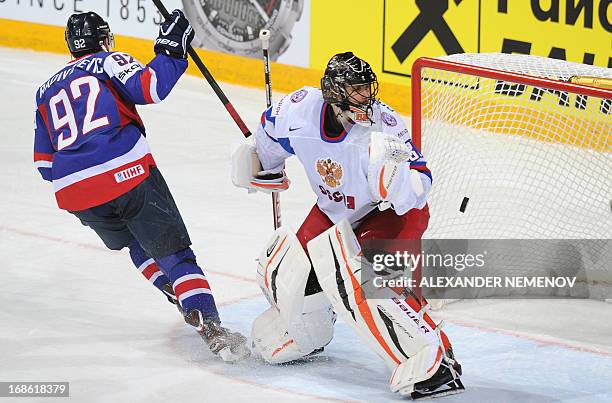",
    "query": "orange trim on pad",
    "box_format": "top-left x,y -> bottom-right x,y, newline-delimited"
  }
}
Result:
334,227 -> 402,365
263,235 -> 288,289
